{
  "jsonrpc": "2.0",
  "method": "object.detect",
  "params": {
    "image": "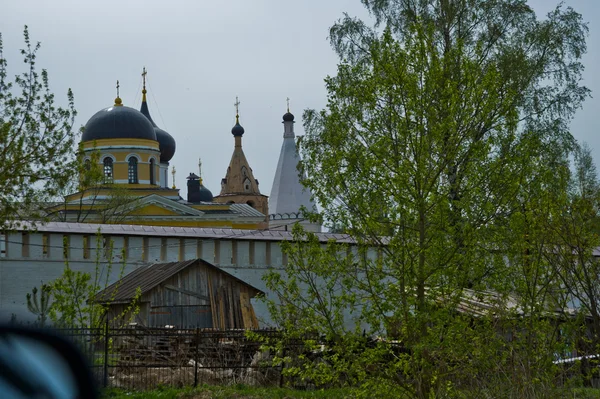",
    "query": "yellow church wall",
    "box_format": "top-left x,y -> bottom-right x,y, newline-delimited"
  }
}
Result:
111,152 -> 158,163
189,205 -> 231,211
104,159 -> 156,182
83,138 -> 160,150
130,205 -> 179,216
